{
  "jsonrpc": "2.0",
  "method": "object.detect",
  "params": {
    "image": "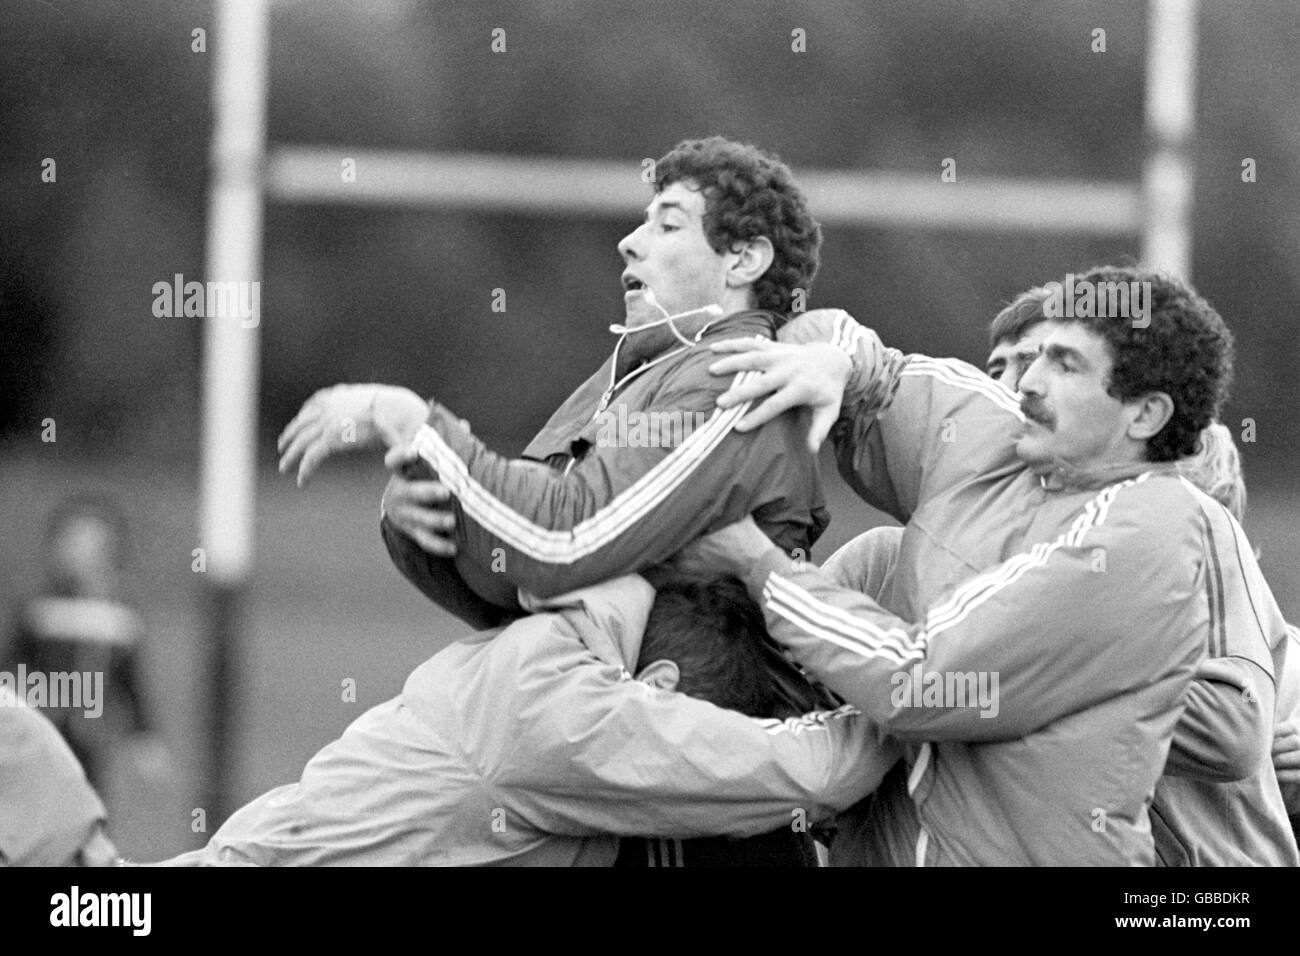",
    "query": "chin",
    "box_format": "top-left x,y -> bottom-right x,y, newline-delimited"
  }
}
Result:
1013,434 -> 1051,471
